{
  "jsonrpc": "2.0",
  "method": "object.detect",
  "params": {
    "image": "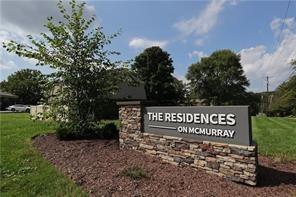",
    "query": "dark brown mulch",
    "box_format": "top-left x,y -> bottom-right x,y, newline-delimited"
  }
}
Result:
32,134 -> 296,197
